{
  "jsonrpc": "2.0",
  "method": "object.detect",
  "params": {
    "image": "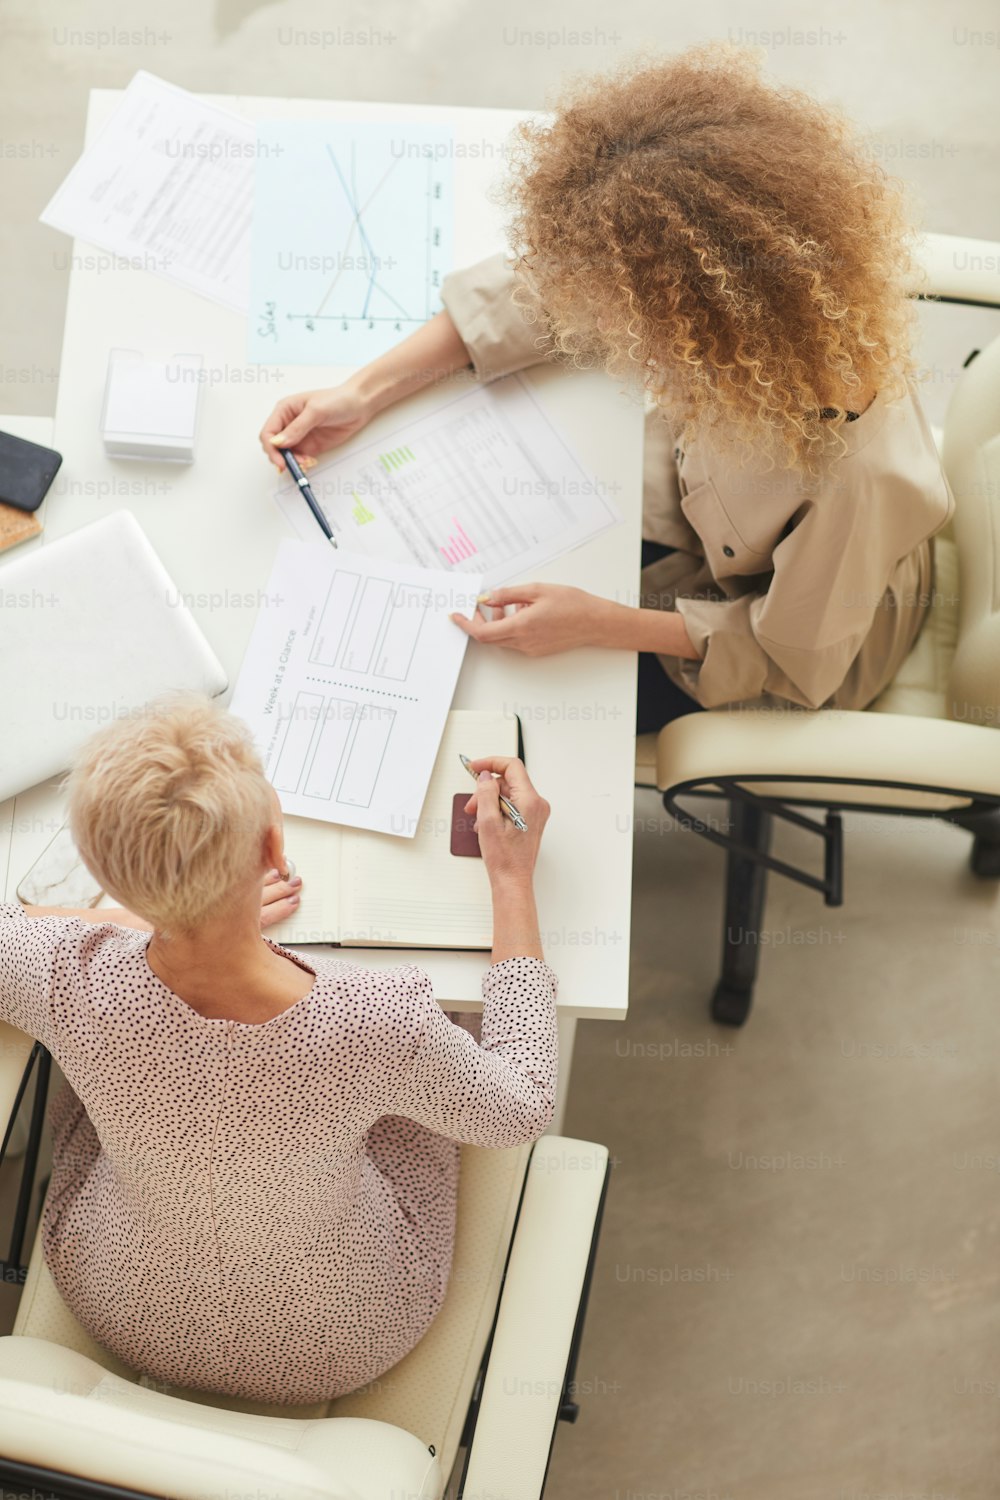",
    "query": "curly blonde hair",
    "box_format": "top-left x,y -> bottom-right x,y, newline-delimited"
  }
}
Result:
502,45 -> 922,478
